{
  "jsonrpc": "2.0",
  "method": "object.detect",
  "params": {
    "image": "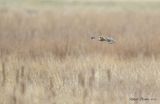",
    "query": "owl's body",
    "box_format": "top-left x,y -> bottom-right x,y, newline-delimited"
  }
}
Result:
91,35 -> 115,44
